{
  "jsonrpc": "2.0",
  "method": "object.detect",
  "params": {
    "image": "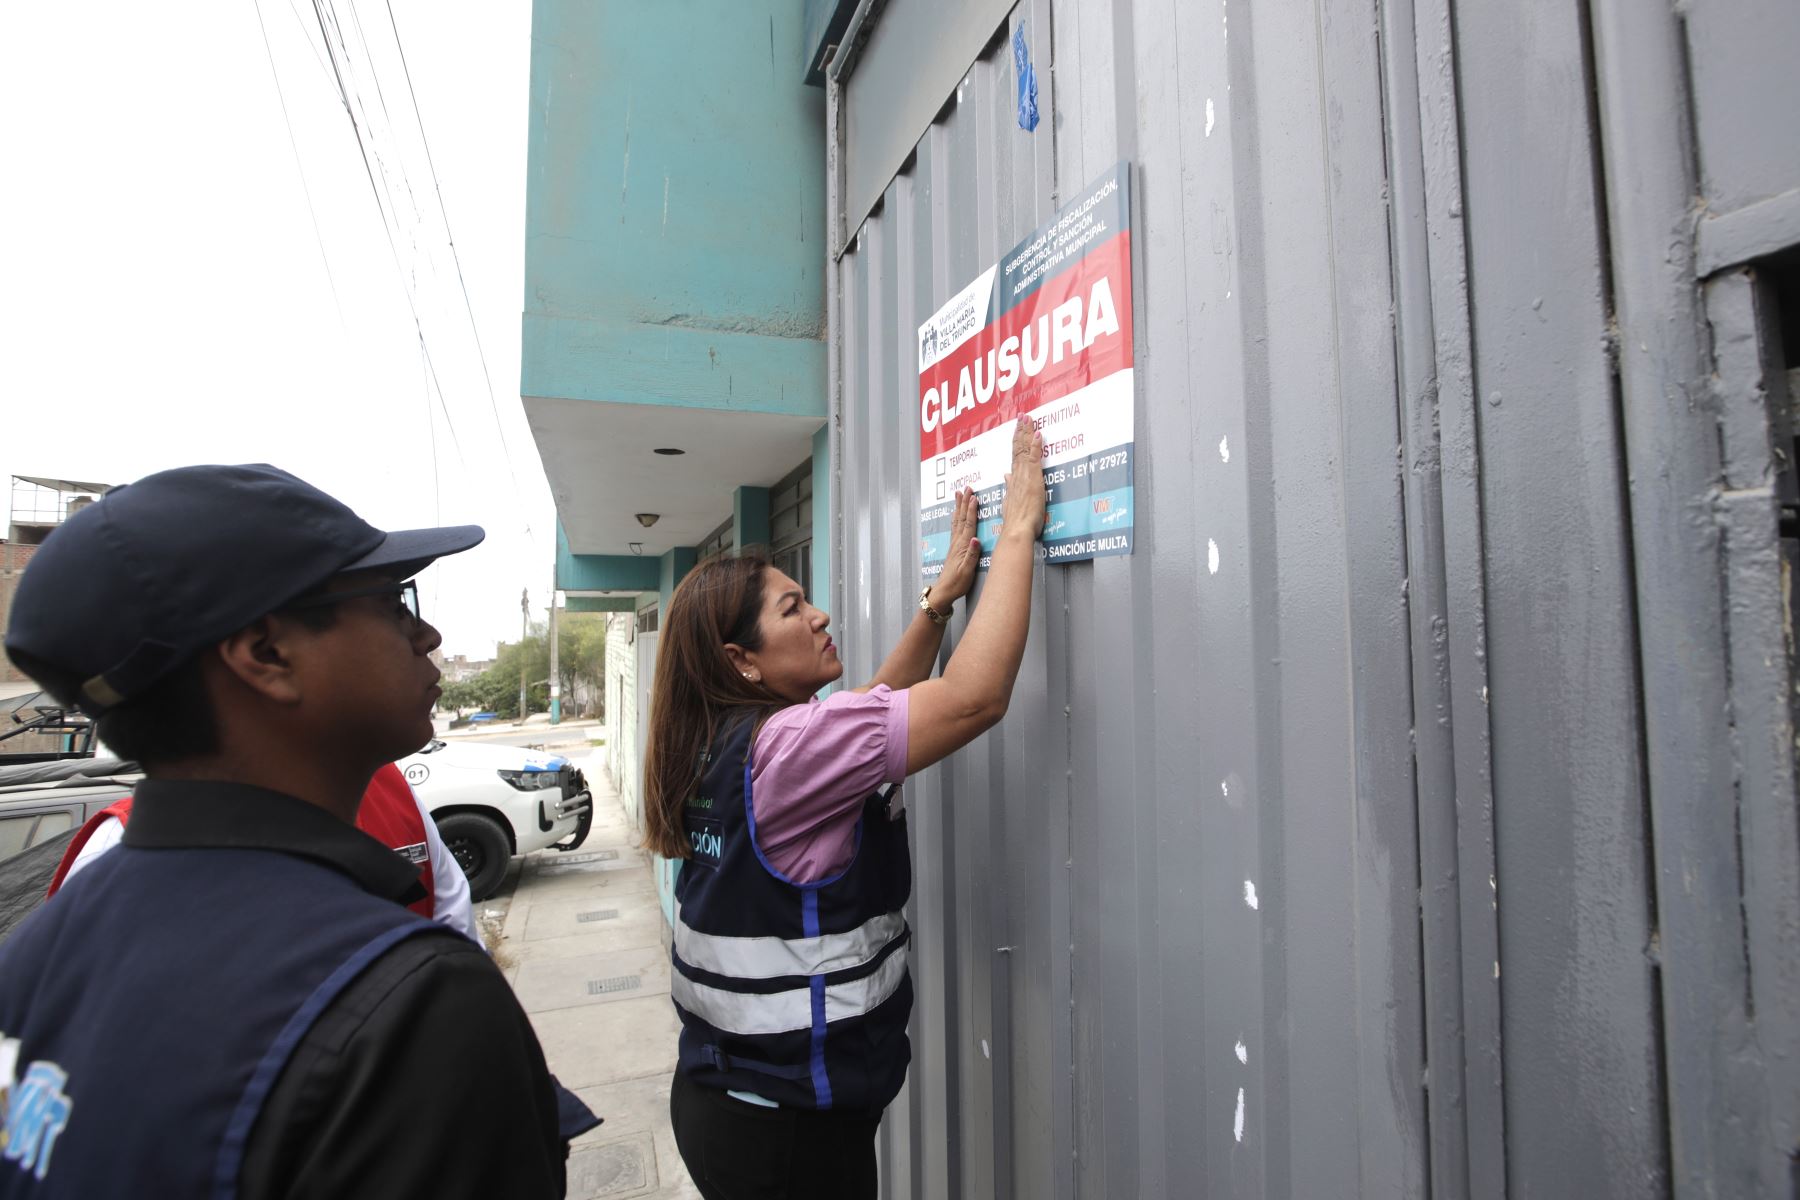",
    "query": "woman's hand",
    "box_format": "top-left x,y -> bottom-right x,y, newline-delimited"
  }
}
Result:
926,487 -> 980,609
902,415 -> 1046,773
1000,417 -> 1047,540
